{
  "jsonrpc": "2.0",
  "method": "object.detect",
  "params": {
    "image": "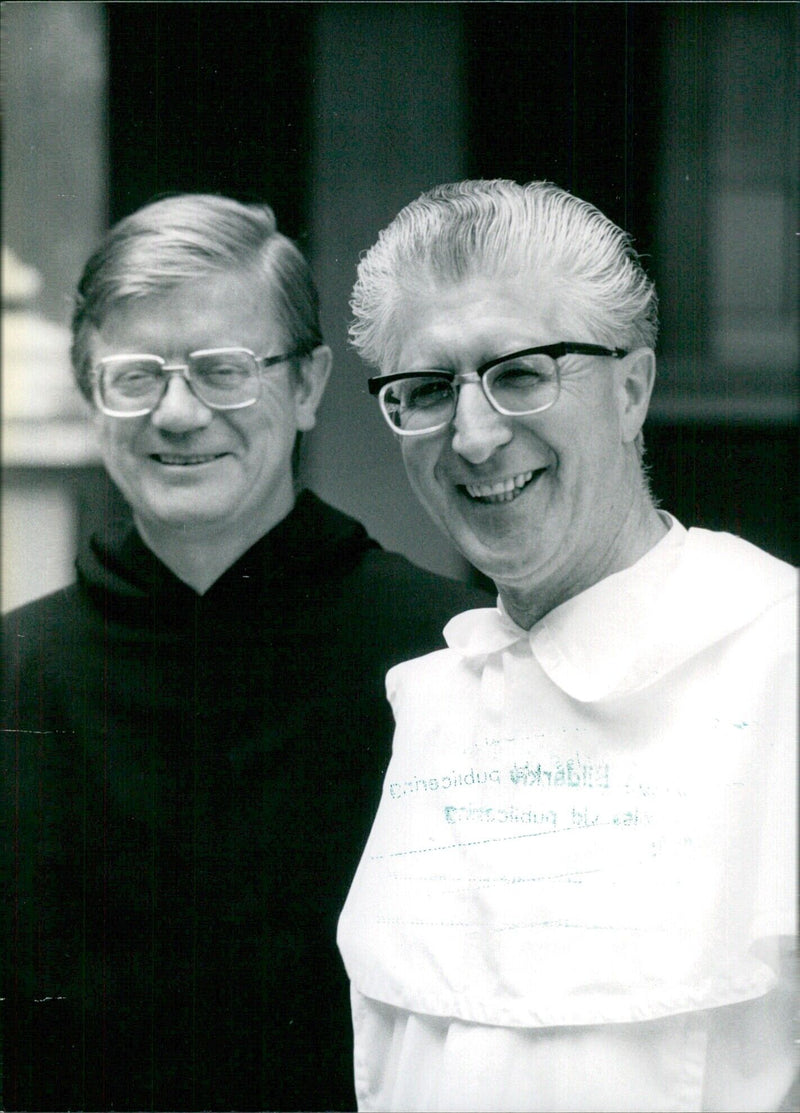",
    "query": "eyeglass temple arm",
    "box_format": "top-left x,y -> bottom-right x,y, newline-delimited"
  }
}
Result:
551,343 -> 628,358
258,348 -> 310,369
